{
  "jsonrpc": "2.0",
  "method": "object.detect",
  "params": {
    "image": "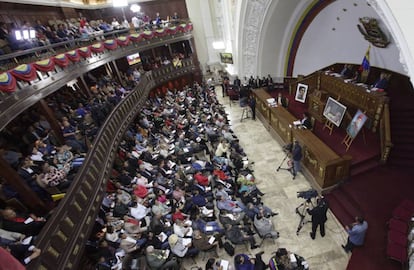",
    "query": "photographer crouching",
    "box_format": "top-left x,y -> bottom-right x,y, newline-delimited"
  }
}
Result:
306,196 -> 329,240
